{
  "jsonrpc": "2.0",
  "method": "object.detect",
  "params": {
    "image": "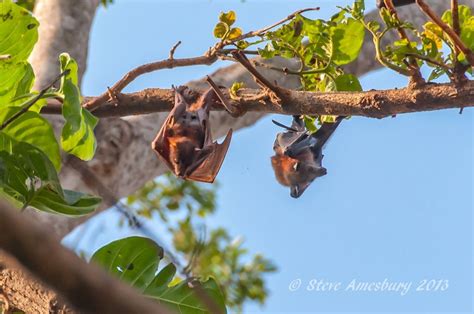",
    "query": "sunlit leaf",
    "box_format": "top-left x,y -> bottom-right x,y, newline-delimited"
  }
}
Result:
0,106 -> 61,170
59,53 -> 98,160
219,11 -> 236,26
